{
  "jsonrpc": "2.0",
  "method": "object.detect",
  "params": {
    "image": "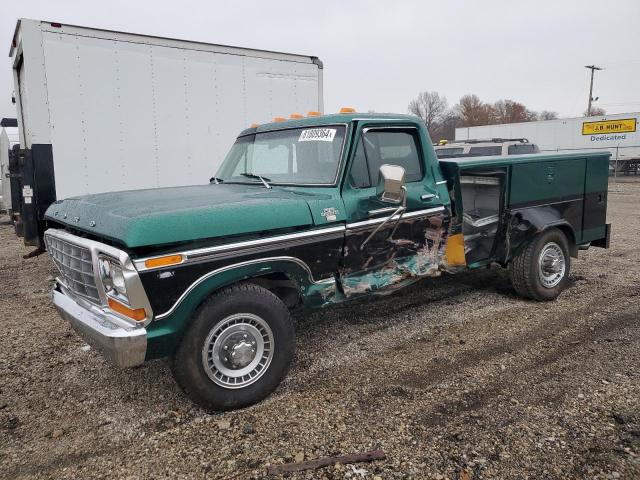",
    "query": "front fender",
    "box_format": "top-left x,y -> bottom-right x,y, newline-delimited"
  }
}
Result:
144,257 -> 326,359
